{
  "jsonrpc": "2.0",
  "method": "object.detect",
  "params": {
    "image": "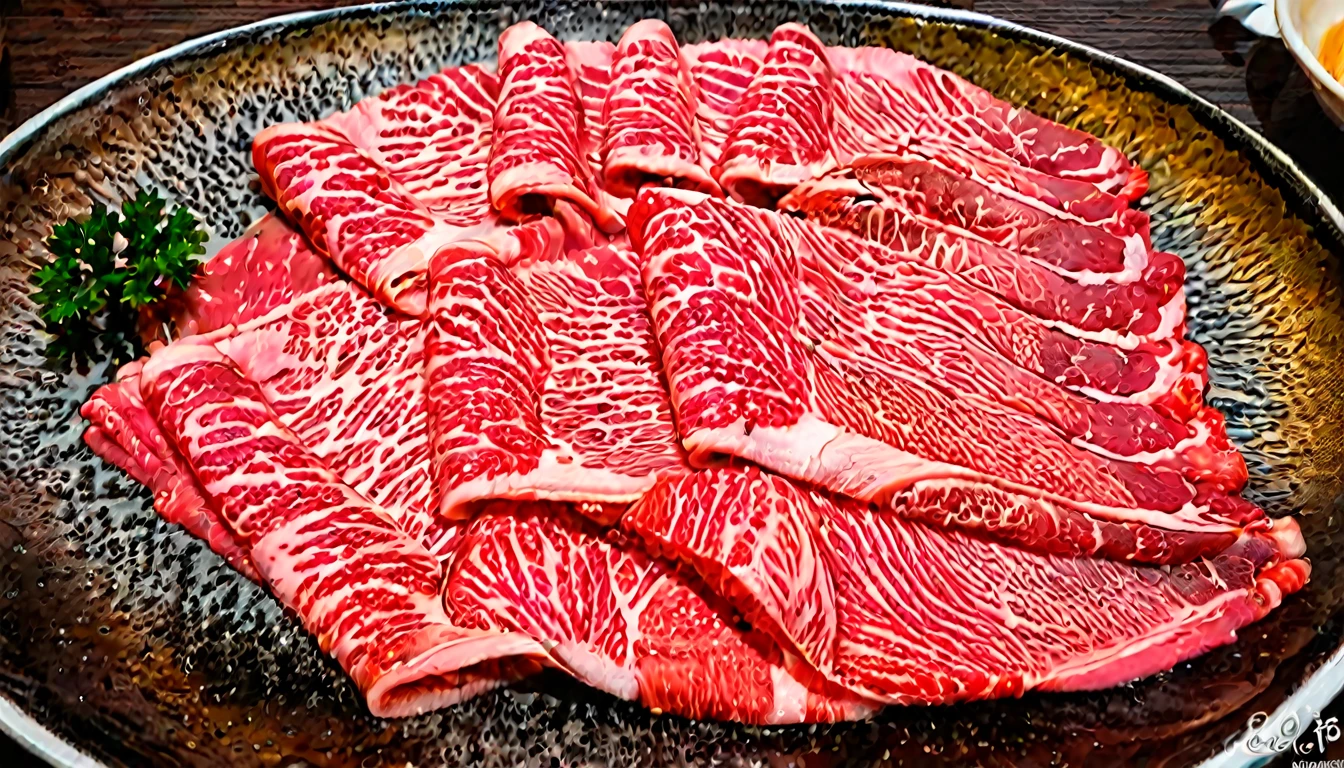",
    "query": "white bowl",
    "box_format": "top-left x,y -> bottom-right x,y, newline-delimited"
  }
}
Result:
1276,0 -> 1344,125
